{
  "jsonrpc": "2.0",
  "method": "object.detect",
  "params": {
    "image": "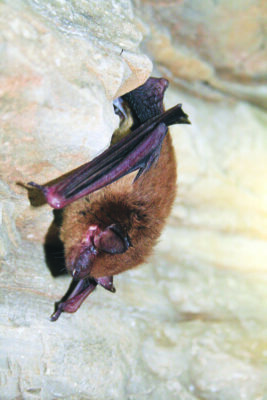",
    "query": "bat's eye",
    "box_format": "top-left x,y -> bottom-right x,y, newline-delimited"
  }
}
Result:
93,224 -> 130,254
